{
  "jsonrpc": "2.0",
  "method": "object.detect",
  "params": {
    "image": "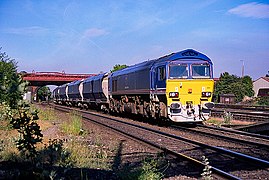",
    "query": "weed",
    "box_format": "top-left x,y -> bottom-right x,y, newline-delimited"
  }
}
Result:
137,158 -> 163,180
223,110 -> 233,125
49,170 -> 57,180
38,107 -> 56,121
0,104 -> 116,179
201,156 -> 212,180
0,120 -> 13,130
61,111 -> 85,136
0,104 -> 10,121
118,157 -> 164,180
40,139 -> 65,166
61,139 -> 111,170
